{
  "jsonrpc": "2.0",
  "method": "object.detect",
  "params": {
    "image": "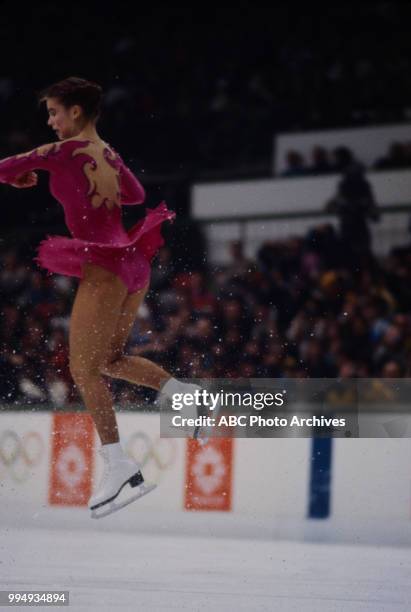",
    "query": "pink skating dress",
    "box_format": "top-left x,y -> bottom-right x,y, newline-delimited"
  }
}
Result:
0,138 -> 176,294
